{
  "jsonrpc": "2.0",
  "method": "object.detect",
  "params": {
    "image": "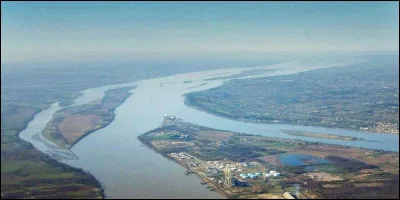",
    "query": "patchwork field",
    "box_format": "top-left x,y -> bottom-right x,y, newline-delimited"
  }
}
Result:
195,130 -> 234,141
57,114 -> 102,143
